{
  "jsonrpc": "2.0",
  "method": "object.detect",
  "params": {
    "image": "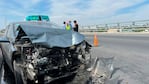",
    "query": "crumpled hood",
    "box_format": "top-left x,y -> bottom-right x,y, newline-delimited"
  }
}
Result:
19,24 -> 84,48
